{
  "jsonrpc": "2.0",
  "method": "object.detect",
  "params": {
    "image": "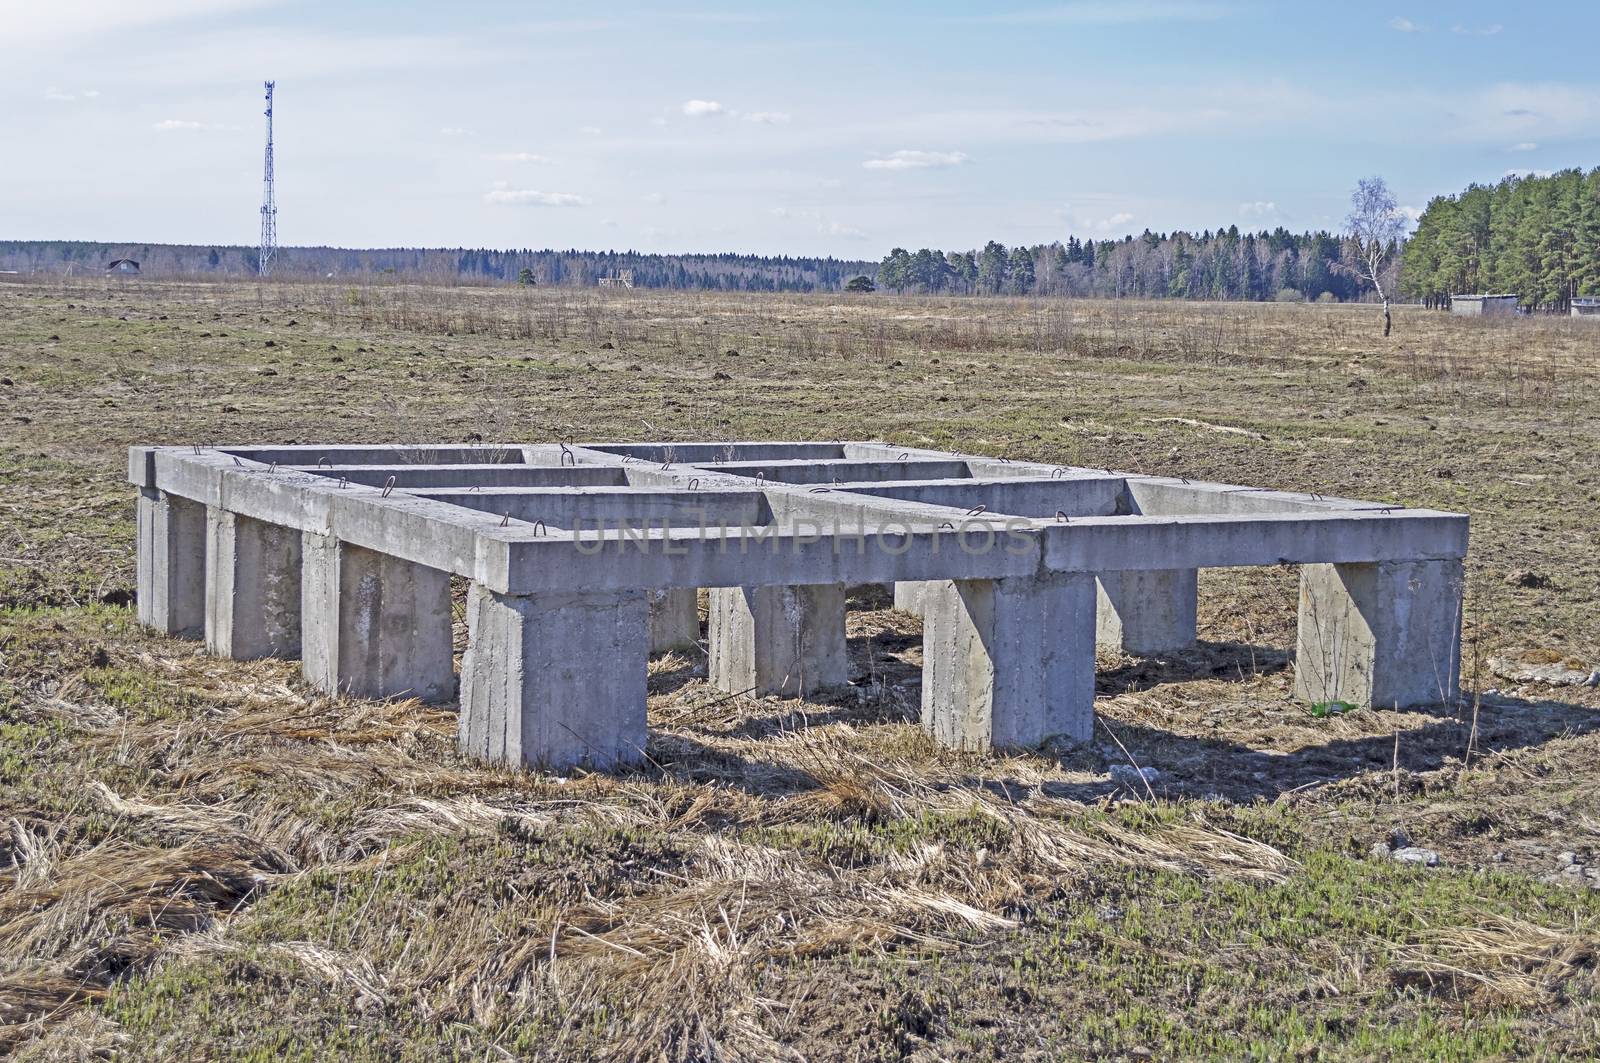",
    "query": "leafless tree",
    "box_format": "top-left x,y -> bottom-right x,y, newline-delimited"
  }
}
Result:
1343,176 -> 1406,336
